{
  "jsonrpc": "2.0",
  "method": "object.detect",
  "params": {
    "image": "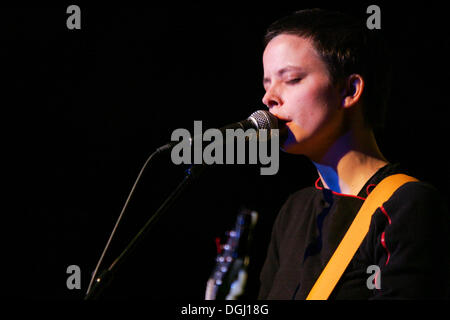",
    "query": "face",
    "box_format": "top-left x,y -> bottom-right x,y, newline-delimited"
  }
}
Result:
262,34 -> 344,159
